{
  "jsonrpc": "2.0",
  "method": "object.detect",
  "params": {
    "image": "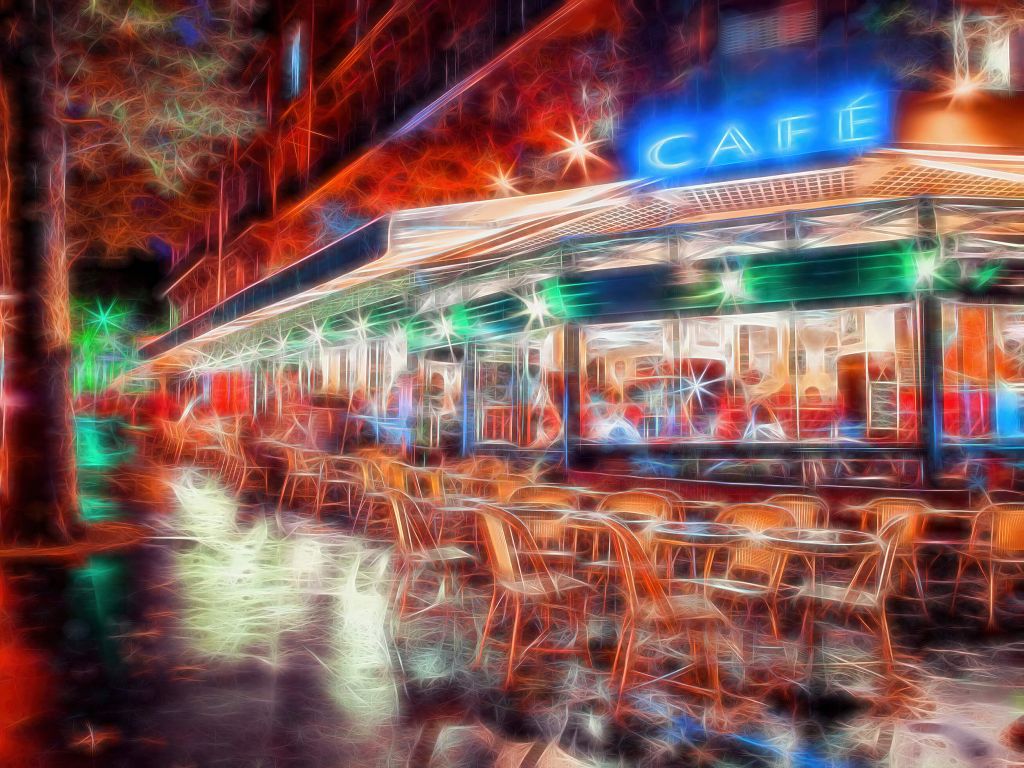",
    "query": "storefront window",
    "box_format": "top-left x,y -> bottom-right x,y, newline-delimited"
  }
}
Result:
942,303 -> 993,441
582,321 -> 678,443
582,304 -> 917,446
942,302 -> 1024,442
476,340 -> 516,444
422,355 -> 462,450
476,328 -> 564,448
319,337 -> 416,445
702,314 -> 792,442
523,329 -> 564,448
209,370 -> 250,415
796,305 -> 917,444
994,307 -> 1024,438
